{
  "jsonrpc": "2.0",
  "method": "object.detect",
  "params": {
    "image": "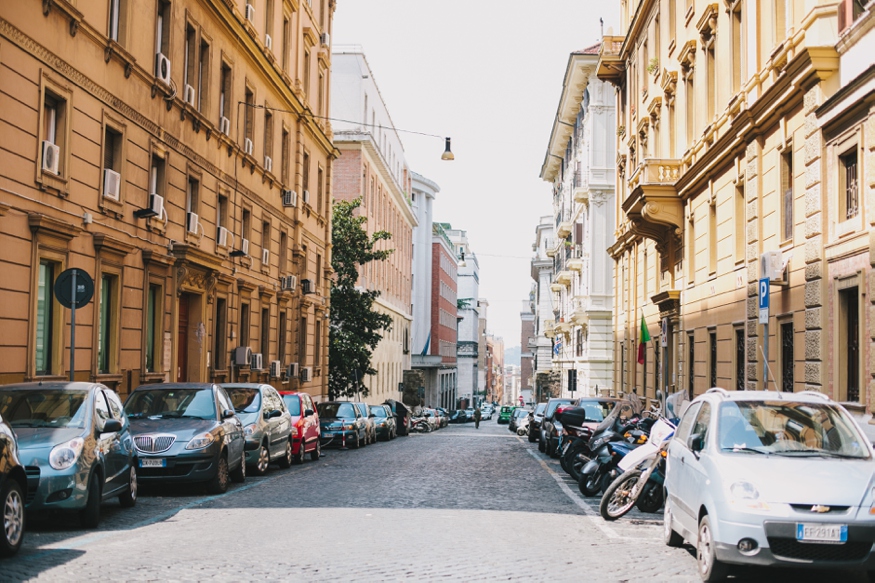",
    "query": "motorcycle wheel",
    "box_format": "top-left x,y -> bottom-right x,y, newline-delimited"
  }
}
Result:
578,470 -> 603,497
599,470 -> 642,521
636,482 -> 664,513
559,454 -> 569,473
